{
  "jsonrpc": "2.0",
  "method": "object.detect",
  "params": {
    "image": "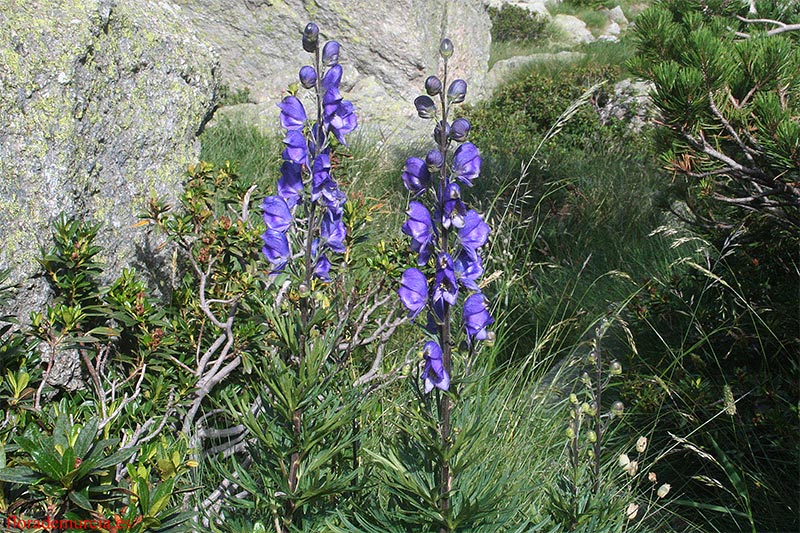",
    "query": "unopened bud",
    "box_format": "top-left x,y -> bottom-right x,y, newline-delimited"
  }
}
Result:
425,149 -> 444,169
302,23 -> 319,53
322,41 -> 340,66
449,118 -> 470,142
425,75 -> 442,96
447,79 -> 467,104
657,483 -> 671,498
439,38 -> 454,59
298,283 -> 310,297
299,66 -> 317,89
414,95 -> 437,119
636,436 -> 648,453
611,400 -> 625,416
610,360 -> 622,375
